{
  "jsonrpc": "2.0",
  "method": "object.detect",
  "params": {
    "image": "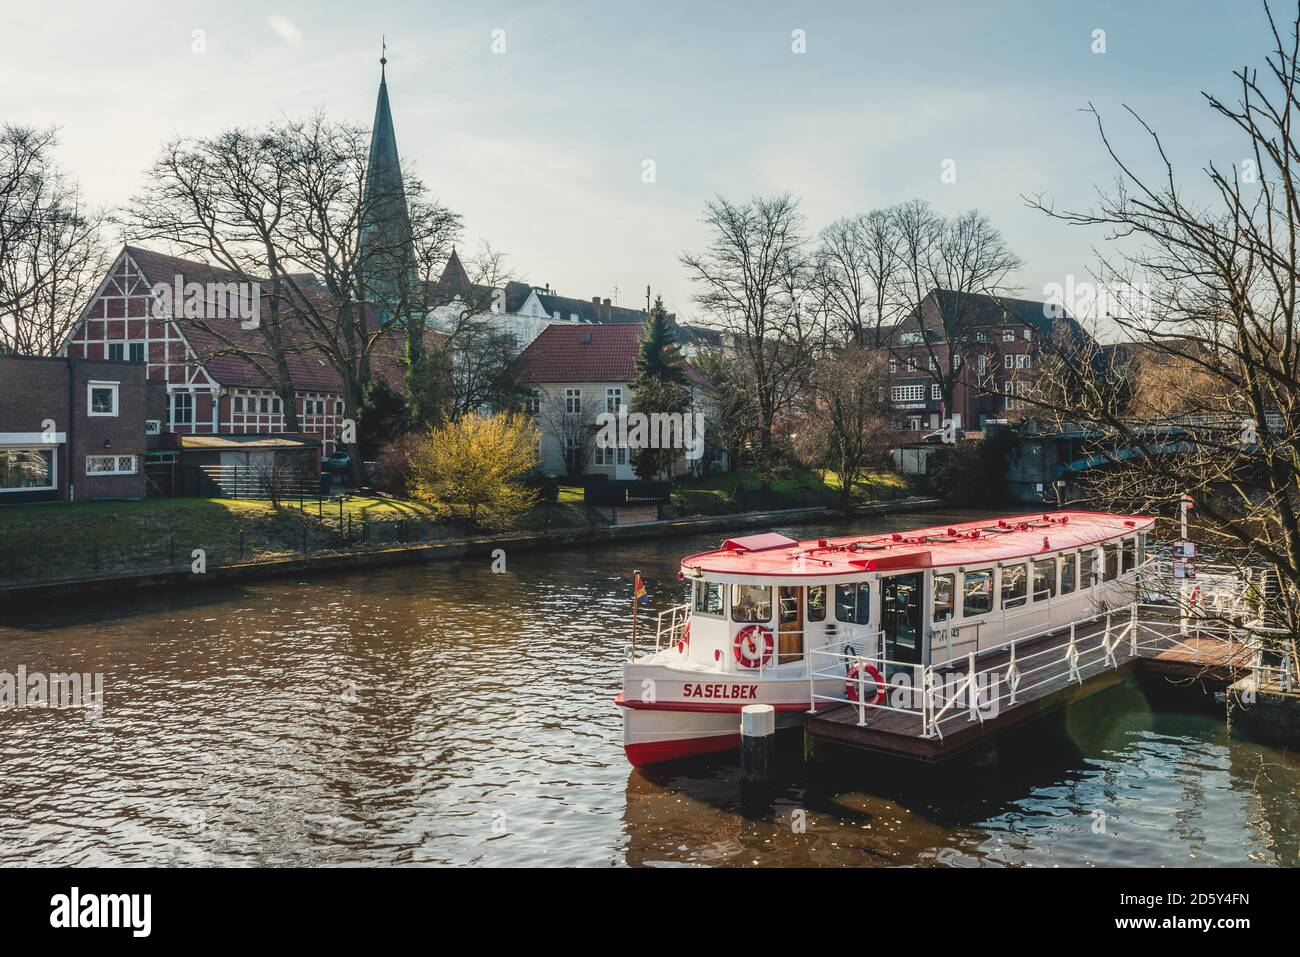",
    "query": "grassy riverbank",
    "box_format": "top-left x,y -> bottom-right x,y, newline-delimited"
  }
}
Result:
0,468 -> 912,585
